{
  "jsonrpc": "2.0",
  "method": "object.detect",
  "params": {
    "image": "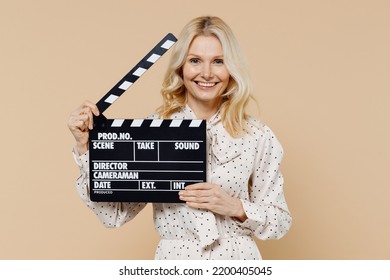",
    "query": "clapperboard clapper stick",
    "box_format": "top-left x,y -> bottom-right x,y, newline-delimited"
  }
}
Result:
89,33 -> 207,203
